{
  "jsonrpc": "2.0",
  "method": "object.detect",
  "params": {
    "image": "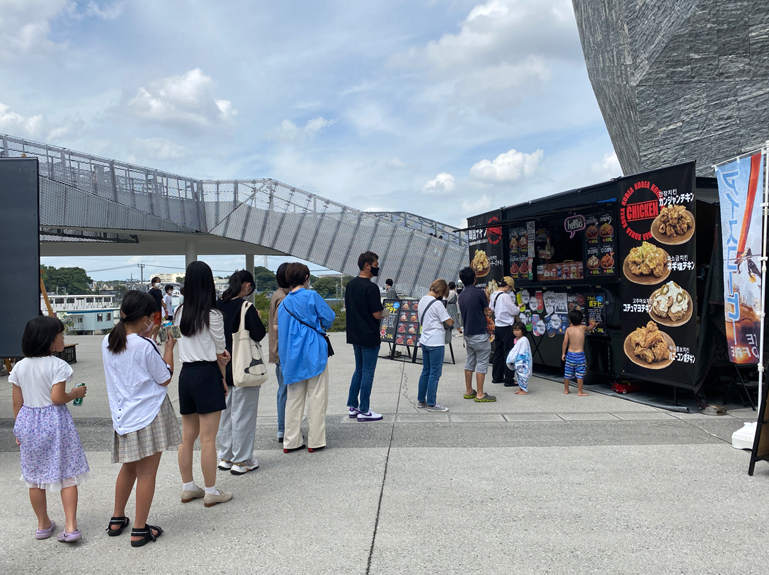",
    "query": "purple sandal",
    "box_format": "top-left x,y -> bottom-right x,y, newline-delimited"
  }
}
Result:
57,529 -> 82,543
35,520 -> 56,540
